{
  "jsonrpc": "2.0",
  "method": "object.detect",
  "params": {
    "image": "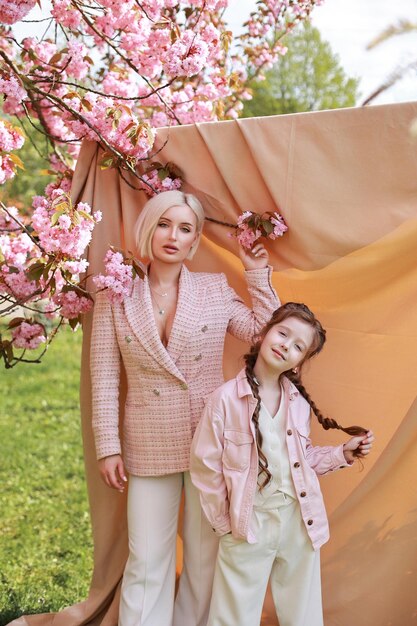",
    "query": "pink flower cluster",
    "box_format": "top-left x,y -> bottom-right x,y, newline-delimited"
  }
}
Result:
0,120 -> 25,184
0,0 -> 36,25
235,210 -> 288,249
31,192 -> 101,258
269,213 -> 288,239
237,0 -> 322,76
0,205 -> 39,300
50,0 -> 82,29
163,31 -> 210,78
11,321 -> 46,350
53,288 -> 93,319
66,95 -> 155,164
140,169 -> 182,197
0,74 -> 27,115
93,250 -> 135,303
0,120 -> 25,153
